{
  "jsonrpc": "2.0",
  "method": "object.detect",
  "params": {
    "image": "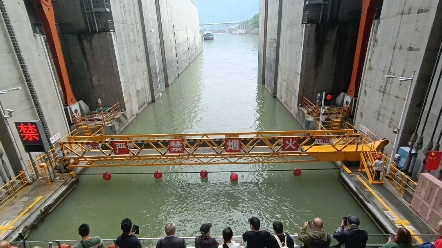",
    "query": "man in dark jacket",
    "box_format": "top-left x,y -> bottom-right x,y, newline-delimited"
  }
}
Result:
156,223 -> 186,248
242,217 -> 271,248
115,218 -> 142,248
298,218 -> 331,248
333,215 -> 368,248
195,223 -> 219,248
268,221 -> 294,248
